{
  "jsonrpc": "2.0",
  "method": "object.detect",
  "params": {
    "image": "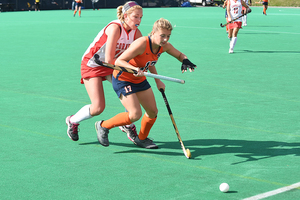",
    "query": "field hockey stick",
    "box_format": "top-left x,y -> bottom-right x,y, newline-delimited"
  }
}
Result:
93,55 -> 185,84
220,13 -> 247,27
159,89 -> 191,159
